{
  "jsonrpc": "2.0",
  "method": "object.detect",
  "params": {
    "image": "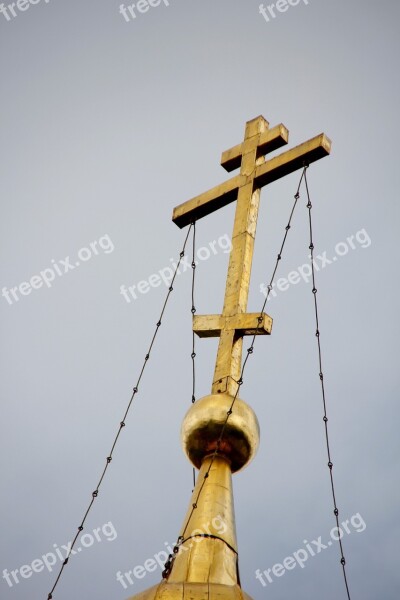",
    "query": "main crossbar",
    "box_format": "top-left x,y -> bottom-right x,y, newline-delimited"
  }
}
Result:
172,133 -> 331,228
